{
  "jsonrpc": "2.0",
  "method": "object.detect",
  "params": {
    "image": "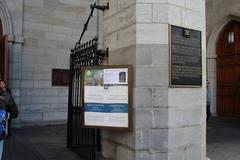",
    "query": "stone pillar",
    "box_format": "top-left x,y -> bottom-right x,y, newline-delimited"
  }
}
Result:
100,0 -> 206,160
